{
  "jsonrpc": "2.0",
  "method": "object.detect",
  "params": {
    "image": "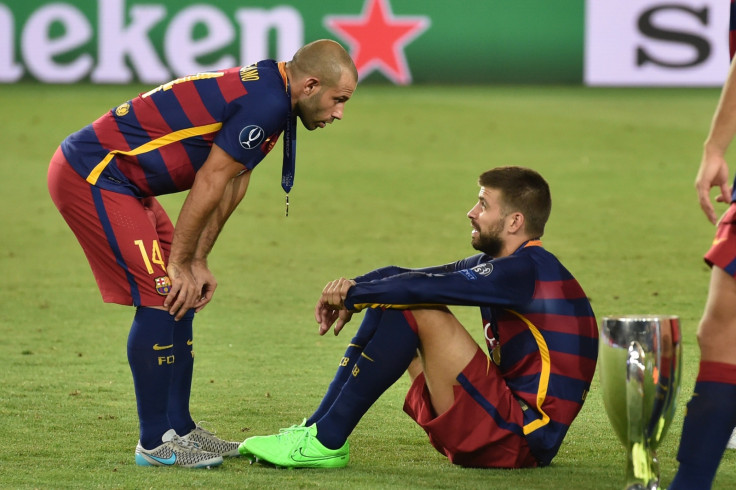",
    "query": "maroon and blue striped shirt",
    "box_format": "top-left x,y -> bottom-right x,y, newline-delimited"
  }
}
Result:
345,240 -> 598,465
61,60 -> 290,198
